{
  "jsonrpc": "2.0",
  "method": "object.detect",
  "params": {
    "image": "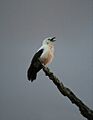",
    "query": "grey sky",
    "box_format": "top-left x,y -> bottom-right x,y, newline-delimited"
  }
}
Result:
0,0 -> 93,120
